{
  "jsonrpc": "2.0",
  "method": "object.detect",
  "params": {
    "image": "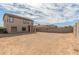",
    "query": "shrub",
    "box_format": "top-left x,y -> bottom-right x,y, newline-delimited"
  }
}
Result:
0,27 -> 8,33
